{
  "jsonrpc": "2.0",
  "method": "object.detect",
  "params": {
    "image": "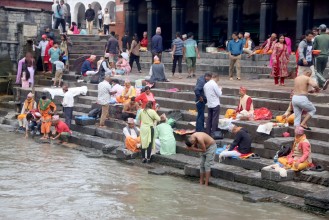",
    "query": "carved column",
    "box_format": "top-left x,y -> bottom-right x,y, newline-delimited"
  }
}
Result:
171,0 -> 185,39
123,0 -> 137,35
198,0 -> 212,50
146,0 -> 158,49
227,0 -> 243,39
296,0 -> 313,43
259,0 -> 275,43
